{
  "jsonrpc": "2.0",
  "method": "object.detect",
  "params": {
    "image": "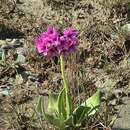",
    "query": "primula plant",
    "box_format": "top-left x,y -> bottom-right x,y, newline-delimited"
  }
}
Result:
35,26 -> 101,130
